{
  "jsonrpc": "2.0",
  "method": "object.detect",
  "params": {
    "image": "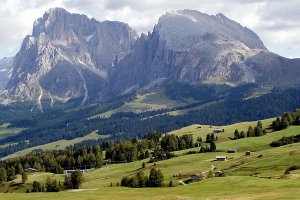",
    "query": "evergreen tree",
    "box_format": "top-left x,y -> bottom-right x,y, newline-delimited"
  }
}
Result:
257,121 -> 263,129
64,176 -> 73,189
0,167 -> 7,184
32,181 -> 42,192
148,168 -> 164,187
128,175 -> 139,188
145,150 -> 151,158
17,163 -> 24,175
206,134 -> 211,143
46,177 -> 52,192
71,170 -> 84,189
247,126 -> 255,137
234,129 -> 240,140
136,171 -> 148,187
22,172 -> 28,183
210,141 -> 216,152
33,162 -> 42,172
240,131 -> 245,138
